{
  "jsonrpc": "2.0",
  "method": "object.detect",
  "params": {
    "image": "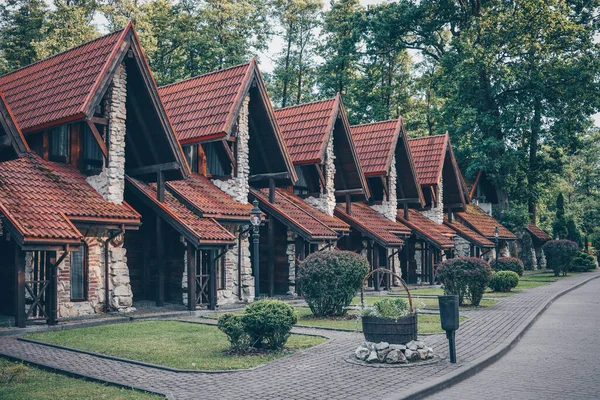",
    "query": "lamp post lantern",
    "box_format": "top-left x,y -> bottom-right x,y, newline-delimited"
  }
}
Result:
494,226 -> 500,269
250,200 -> 262,299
